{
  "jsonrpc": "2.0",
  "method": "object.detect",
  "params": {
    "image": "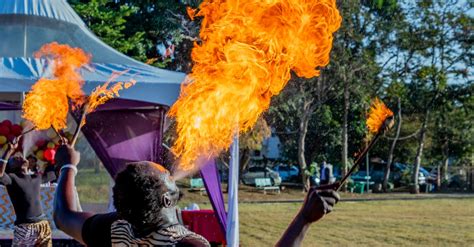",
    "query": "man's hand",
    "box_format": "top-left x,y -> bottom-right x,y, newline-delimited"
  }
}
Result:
55,145 -> 80,167
299,188 -> 340,224
2,139 -> 19,160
